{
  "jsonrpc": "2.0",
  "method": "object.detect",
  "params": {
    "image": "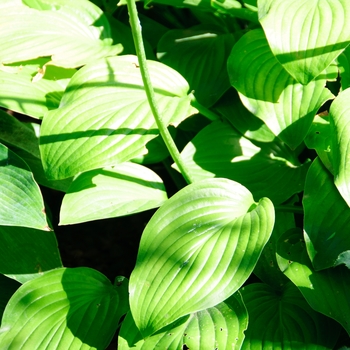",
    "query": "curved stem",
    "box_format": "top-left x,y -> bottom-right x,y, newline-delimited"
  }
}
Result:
126,0 -> 194,184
